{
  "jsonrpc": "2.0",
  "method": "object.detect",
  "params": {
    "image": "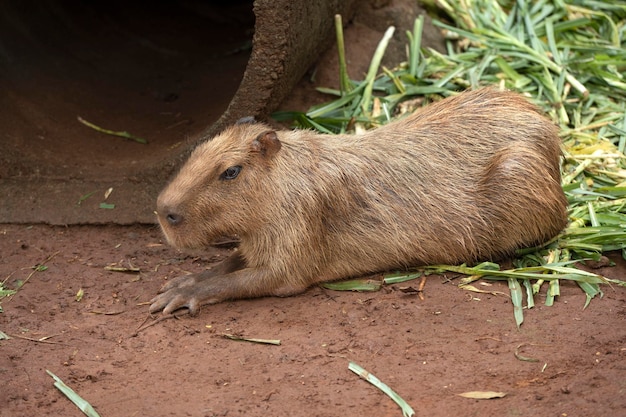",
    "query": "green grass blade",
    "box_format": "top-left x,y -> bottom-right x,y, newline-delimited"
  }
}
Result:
545,279 -> 559,306
47,370 -> 101,417
577,281 -> 604,309
77,116 -> 147,144
383,271 -> 423,285
334,14 -> 353,94
508,278 -> 524,328
523,279 -> 535,309
321,279 -> 382,291
360,26 -> 396,115
408,15 -> 424,78
349,362 -> 415,417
